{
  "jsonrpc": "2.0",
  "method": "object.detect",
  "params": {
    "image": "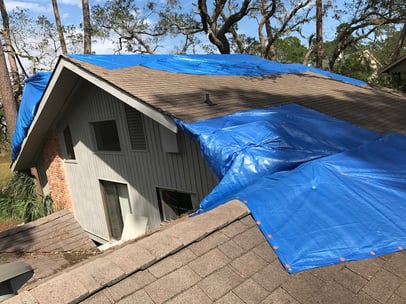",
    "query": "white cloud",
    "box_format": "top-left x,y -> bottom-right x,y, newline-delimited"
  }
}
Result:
5,1 -> 53,14
92,38 -> 116,54
58,0 -> 82,8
